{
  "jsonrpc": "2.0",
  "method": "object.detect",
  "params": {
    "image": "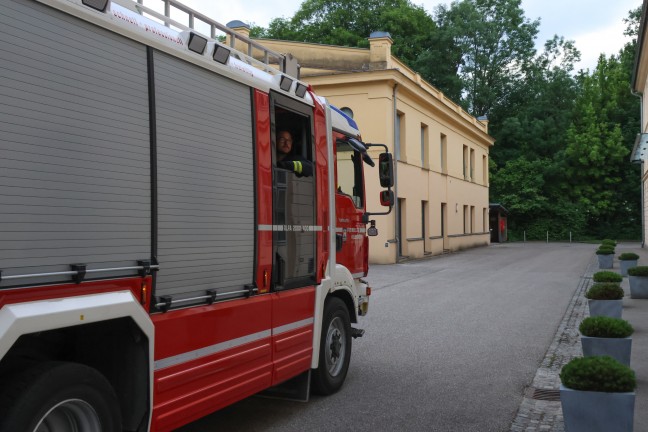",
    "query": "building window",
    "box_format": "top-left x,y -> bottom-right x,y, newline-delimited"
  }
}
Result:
340,107 -> 354,118
421,124 -> 429,169
463,205 -> 468,234
422,200 -> 428,252
483,155 -> 488,185
441,203 -> 446,236
396,111 -> 405,161
483,208 -> 488,232
440,134 -> 447,173
470,206 -> 475,233
398,198 -> 406,257
470,149 -> 475,181
463,145 -> 468,179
